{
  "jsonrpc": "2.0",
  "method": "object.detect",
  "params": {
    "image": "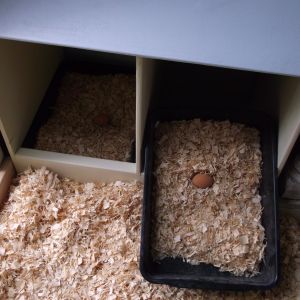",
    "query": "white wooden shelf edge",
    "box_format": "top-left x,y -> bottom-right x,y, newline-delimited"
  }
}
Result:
0,1 -> 300,77
14,148 -> 141,183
